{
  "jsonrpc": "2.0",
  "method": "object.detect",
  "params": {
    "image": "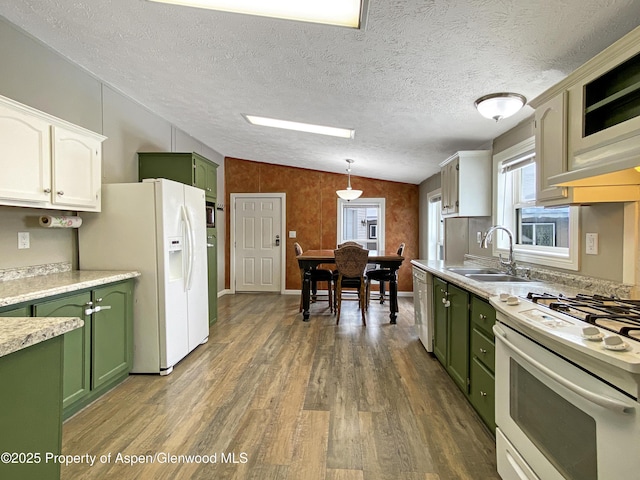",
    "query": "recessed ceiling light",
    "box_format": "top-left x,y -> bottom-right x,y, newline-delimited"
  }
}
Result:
243,114 -> 355,139
147,0 -> 368,29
